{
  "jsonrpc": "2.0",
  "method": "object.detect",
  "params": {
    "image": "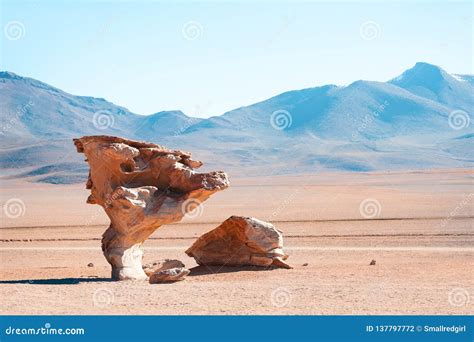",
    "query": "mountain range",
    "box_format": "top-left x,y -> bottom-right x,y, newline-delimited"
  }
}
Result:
0,62 -> 472,184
